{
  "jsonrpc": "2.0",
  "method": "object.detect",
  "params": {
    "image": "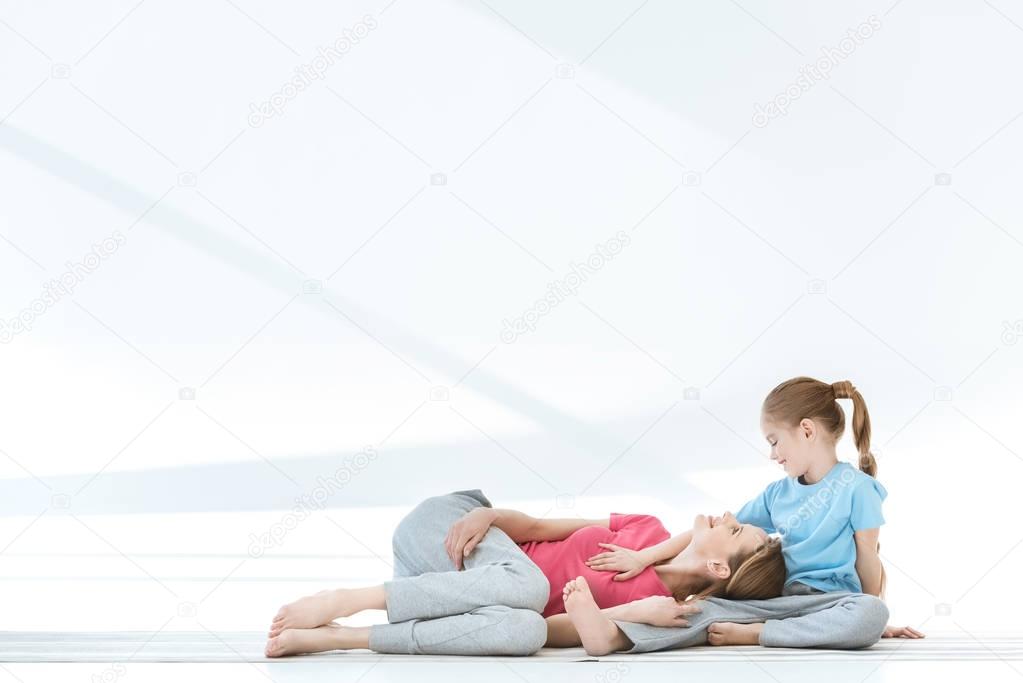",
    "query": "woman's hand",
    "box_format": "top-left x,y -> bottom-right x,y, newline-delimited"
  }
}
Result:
444,507 -> 497,569
882,625 -> 926,638
622,595 -> 700,627
586,542 -> 649,581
